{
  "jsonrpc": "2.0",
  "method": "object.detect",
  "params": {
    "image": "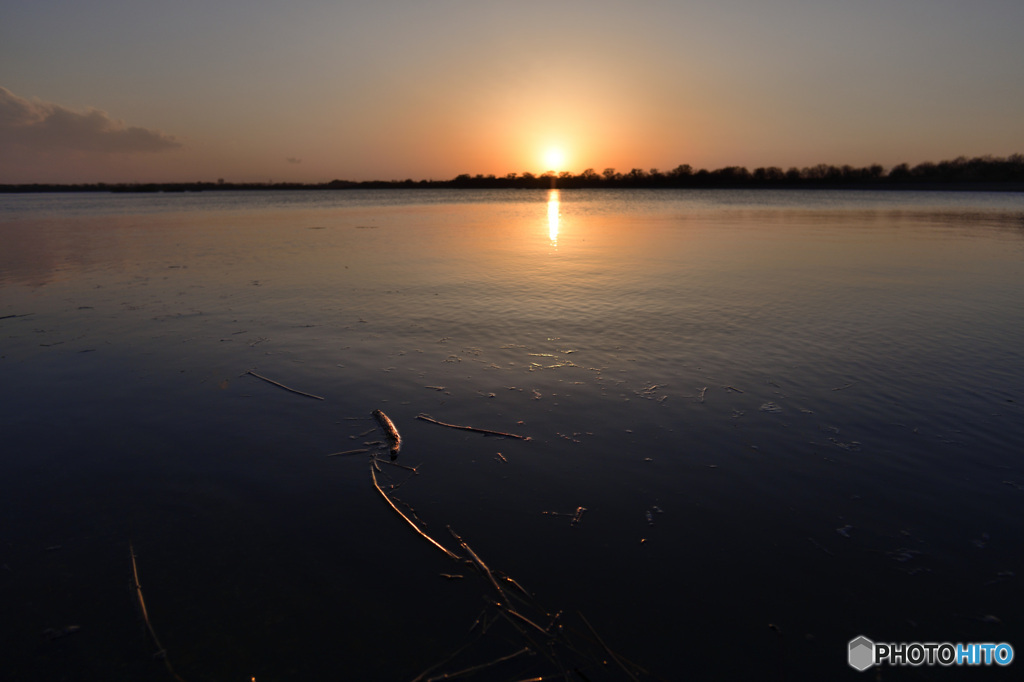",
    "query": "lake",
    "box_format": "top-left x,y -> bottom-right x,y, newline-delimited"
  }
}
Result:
2,188 -> 1023,680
